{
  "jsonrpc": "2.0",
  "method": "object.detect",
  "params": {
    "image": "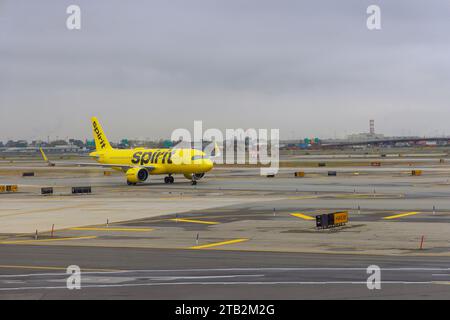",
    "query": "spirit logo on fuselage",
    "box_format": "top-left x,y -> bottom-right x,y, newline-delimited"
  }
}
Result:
93,121 -> 106,149
132,151 -> 173,165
